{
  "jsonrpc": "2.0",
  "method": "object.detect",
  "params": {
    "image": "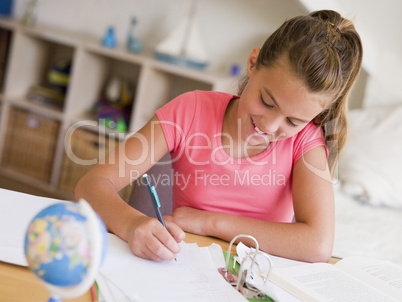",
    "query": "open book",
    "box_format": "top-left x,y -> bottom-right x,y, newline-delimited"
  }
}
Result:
270,256 -> 402,302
